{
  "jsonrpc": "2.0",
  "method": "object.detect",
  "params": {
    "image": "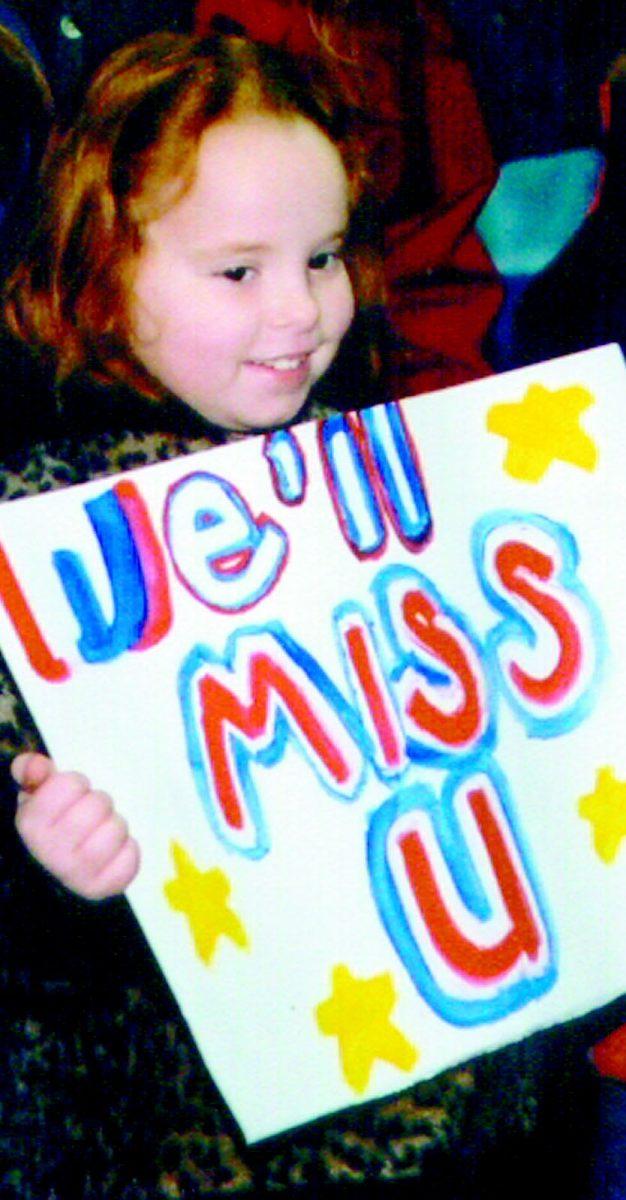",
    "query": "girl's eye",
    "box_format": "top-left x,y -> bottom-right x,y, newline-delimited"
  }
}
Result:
221,265 -> 253,283
308,249 -> 342,272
